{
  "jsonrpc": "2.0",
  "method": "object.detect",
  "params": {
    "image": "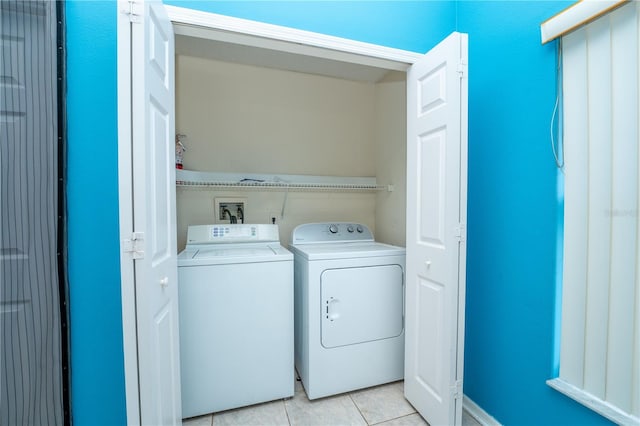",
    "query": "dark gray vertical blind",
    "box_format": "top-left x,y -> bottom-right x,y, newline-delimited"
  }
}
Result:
0,1 -> 64,424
